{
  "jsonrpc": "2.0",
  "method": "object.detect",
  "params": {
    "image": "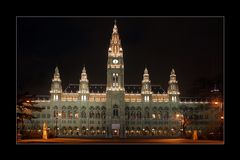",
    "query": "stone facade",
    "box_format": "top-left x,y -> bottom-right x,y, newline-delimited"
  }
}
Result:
24,21 -> 223,138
